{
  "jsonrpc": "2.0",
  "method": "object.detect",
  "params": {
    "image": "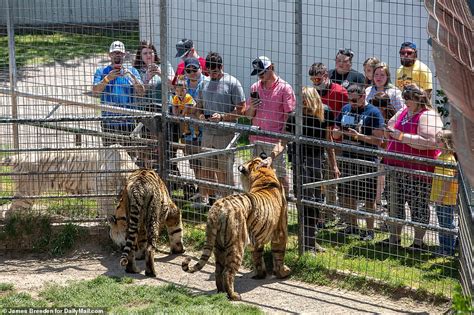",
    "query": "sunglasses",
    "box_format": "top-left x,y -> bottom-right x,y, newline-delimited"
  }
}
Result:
185,67 -> 198,74
399,50 -> 415,56
257,69 -> 268,77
